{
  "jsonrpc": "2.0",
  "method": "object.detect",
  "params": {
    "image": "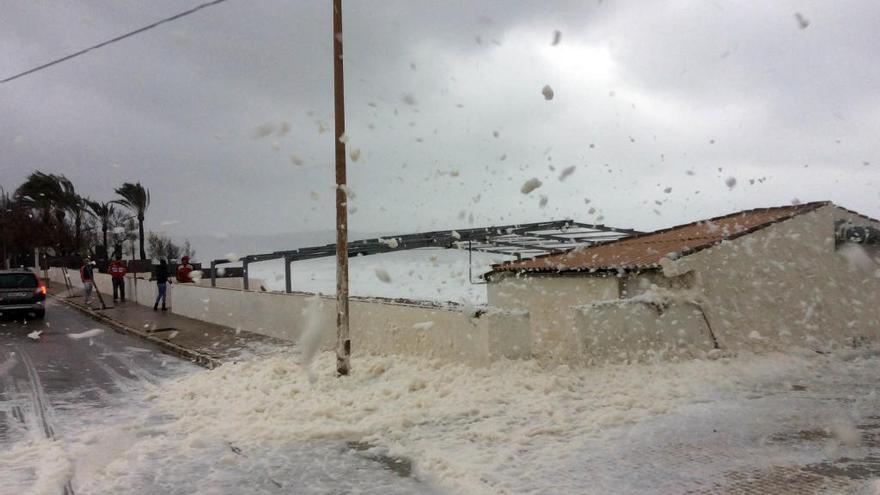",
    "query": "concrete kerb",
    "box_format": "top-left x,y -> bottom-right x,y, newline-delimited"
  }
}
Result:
49,293 -> 221,369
